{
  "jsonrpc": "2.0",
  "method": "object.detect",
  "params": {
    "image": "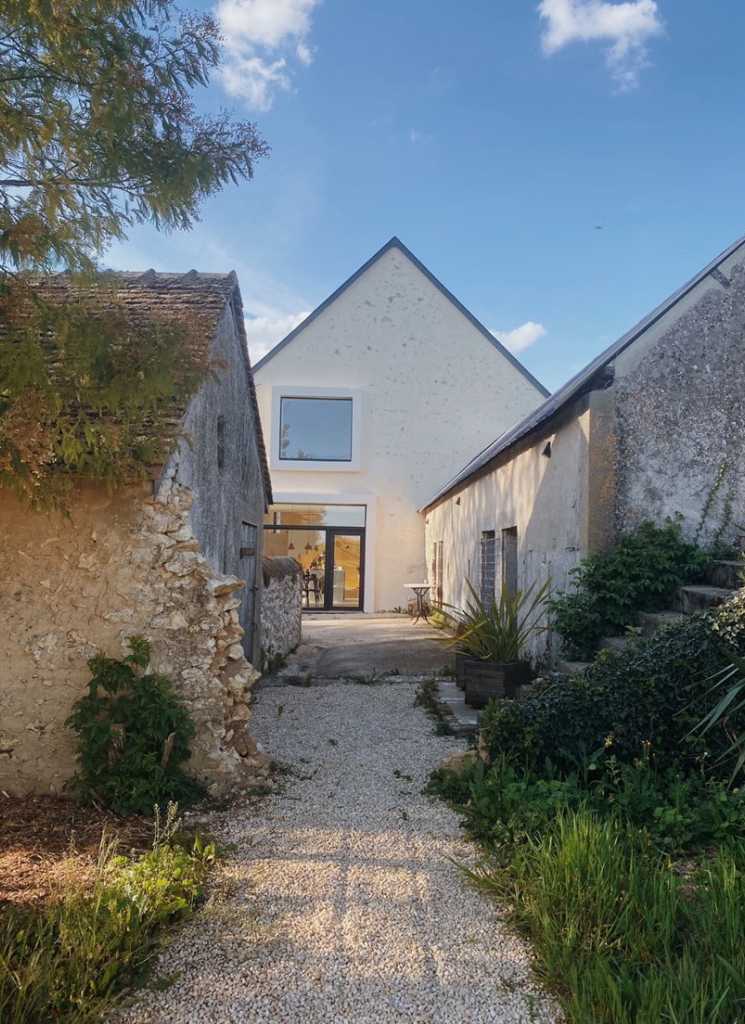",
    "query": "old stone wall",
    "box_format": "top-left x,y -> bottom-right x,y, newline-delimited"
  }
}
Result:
0,481 -> 269,796
261,557 -> 303,664
167,302 -> 268,663
614,258 -> 745,547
